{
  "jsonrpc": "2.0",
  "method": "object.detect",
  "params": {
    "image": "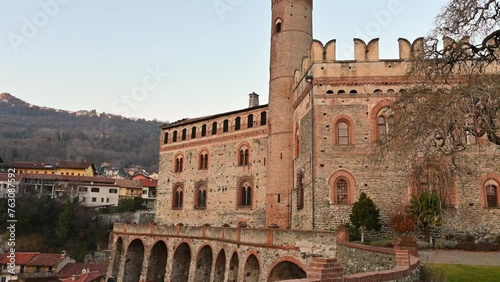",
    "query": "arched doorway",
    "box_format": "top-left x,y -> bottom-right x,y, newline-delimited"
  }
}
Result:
172,243 -> 191,282
268,261 -> 307,281
214,250 -> 226,282
228,252 -> 239,282
243,255 -> 260,282
146,241 -> 168,282
124,239 -> 144,282
194,245 -> 213,282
